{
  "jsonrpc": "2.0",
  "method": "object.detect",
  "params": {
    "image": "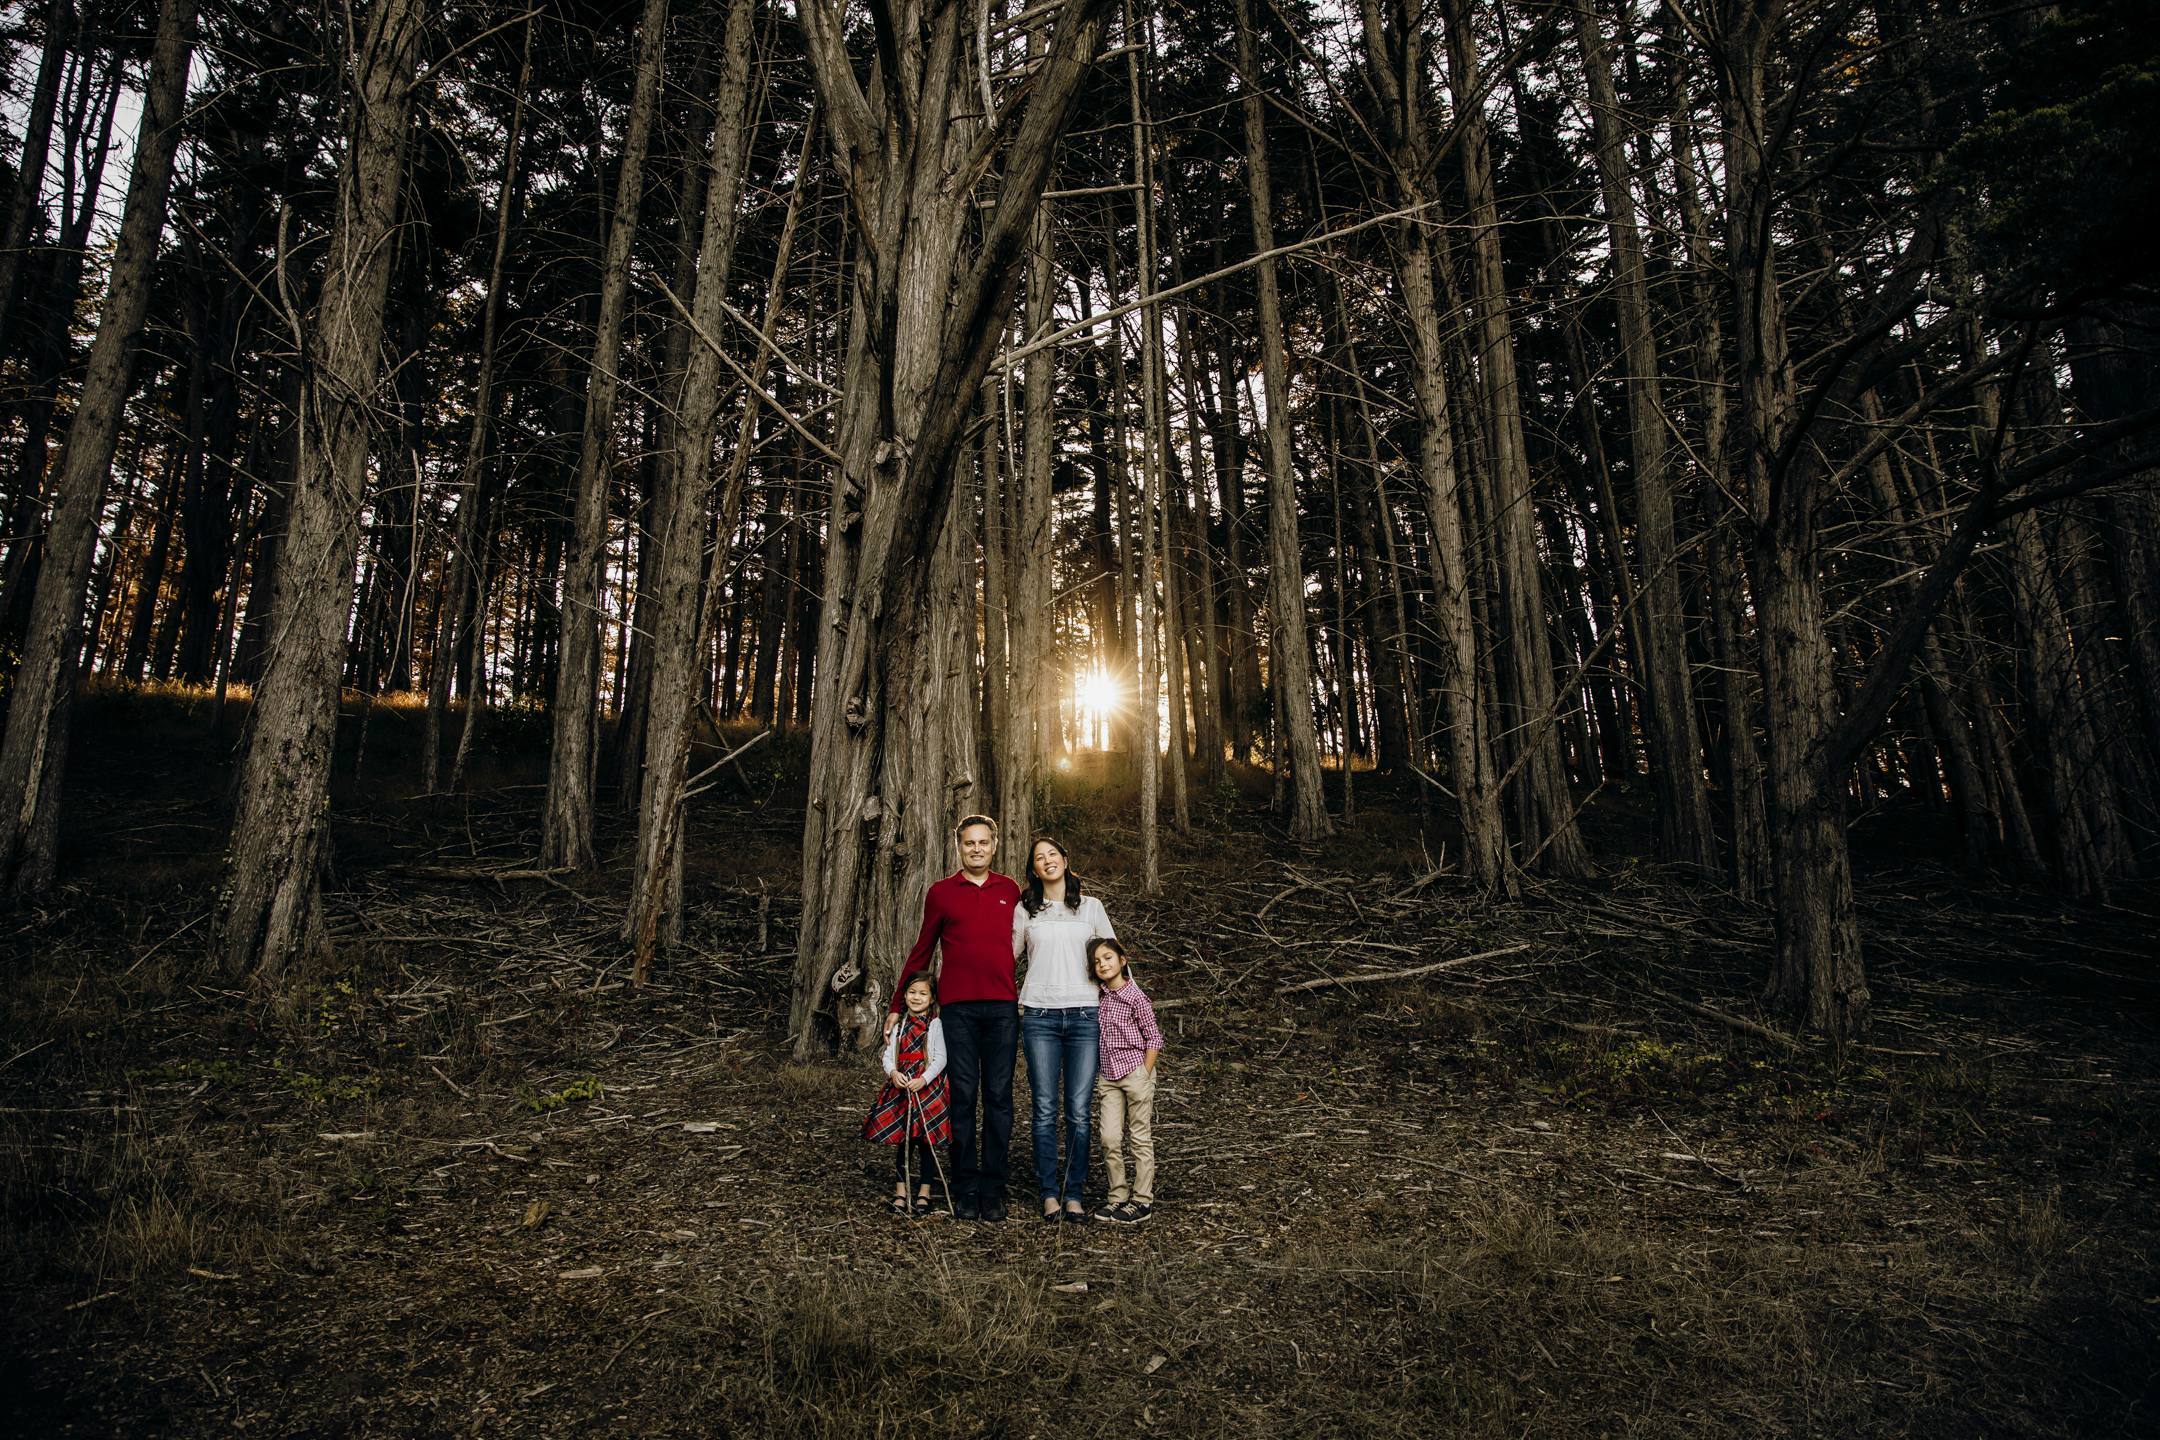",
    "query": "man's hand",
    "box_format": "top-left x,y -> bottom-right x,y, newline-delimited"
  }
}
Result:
883,1011 -> 899,1041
